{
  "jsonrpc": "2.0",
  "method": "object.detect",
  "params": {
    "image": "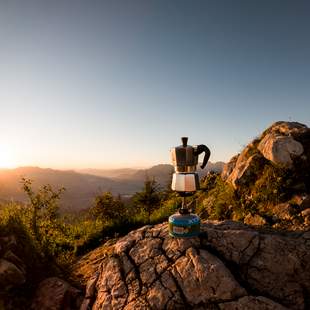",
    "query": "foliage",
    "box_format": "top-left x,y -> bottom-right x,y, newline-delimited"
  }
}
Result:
91,192 -> 126,222
150,193 -> 180,224
196,175 -> 237,220
21,178 -> 68,260
132,177 -> 162,222
200,172 -> 219,192
195,153 -> 310,226
251,164 -> 292,205
0,203 -> 61,310
0,177 -> 181,309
